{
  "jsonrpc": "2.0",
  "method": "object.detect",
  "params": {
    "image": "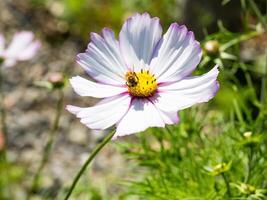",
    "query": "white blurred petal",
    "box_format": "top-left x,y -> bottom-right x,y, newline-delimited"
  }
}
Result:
3,59 -> 16,68
5,31 -> 34,58
17,41 -> 41,61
